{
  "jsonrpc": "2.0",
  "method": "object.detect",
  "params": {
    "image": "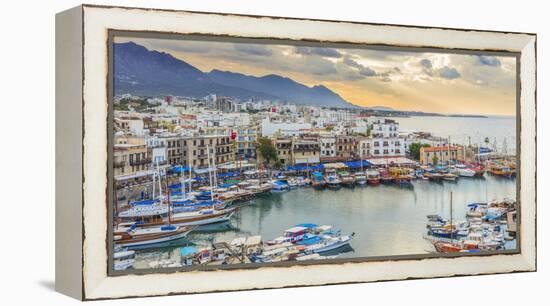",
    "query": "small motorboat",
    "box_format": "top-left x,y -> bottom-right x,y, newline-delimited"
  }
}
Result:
366,169 -> 380,186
